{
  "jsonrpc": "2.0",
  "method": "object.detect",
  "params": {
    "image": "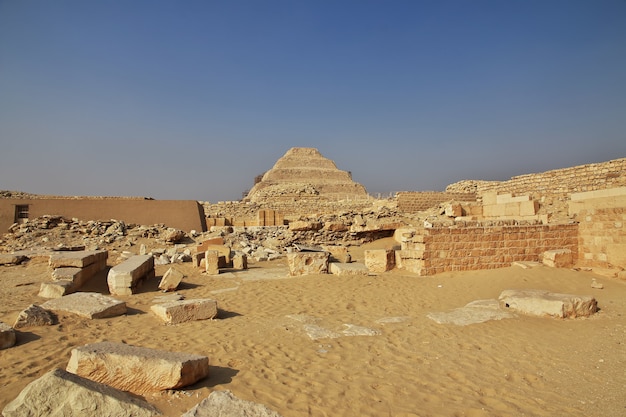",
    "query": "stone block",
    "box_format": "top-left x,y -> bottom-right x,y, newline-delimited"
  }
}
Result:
182,390 -> 283,417
542,249 -> 573,268
287,251 -> 329,276
151,299 -> 218,324
499,289 -> 597,318
199,244 -> 231,265
0,321 -> 16,350
196,237 -> 225,252
329,262 -> 369,276
482,204 -> 506,217
495,193 -> 513,204
49,250 -> 108,269
158,267 -> 184,292
107,254 -> 155,295
481,192 -> 498,205
364,249 -> 395,273
13,304 -> 55,329
38,280 -> 74,298
232,252 -> 248,270
0,254 -> 28,265
205,250 -> 220,275
444,203 -> 463,217
1,368 -> 160,417
519,200 -> 539,216
393,227 -> 416,243
66,341 -> 209,394
41,292 -> 127,319
192,251 -> 205,267
504,202 -> 521,216
288,220 -> 322,231
607,243 -> 626,269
